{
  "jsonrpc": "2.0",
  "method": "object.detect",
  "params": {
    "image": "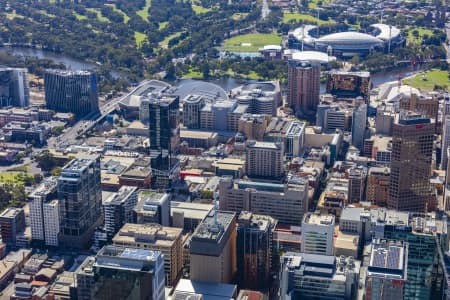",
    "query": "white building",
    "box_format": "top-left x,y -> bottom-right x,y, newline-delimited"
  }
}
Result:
351,103 -> 367,151
285,121 -> 306,159
301,212 -> 335,255
28,178 -> 60,247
